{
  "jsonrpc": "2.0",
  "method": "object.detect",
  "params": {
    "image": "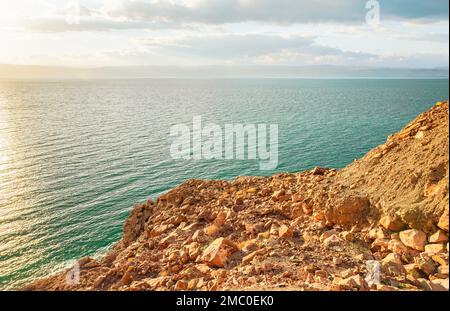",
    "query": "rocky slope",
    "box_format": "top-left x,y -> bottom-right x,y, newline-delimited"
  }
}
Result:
25,101 -> 449,291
